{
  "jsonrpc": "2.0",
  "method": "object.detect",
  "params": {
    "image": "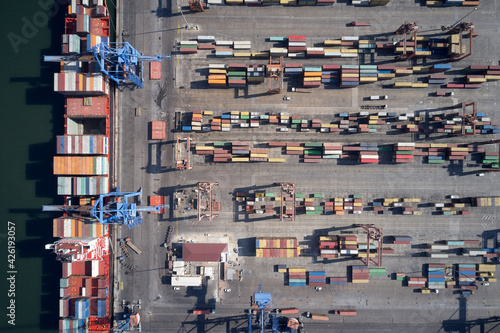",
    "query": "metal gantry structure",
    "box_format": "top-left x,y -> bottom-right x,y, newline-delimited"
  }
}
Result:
176,136 -> 192,170
461,101 -> 478,136
197,182 -> 219,221
448,22 -> 474,61
280,183 -> 296,222
356,224 -> 383,267
43,188 -> 168,229
266,56 -> 283,94
44,42 -> 171,88
247,283 -> 277,333
395,21 -> 418,61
